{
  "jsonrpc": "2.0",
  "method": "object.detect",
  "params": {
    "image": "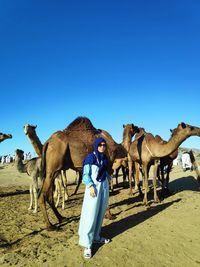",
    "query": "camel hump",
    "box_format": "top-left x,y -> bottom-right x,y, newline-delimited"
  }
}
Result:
63,116 -> 97,132
155,135 -> 166,144
144,133 -> 155,142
